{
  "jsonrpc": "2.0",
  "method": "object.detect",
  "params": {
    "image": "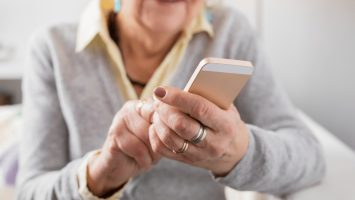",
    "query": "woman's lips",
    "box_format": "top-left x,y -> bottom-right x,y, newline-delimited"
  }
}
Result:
152,0 -> 188,7
157,0 -> 186,2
